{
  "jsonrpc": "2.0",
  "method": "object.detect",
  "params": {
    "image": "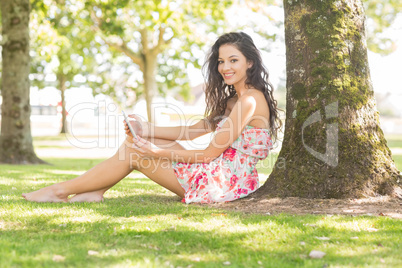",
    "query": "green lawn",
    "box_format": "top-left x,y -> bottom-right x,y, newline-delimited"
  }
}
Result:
1,135 -> 402,267
385,134 -> 402,149
256,152 -> 402,174
1,154 -> 402,267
